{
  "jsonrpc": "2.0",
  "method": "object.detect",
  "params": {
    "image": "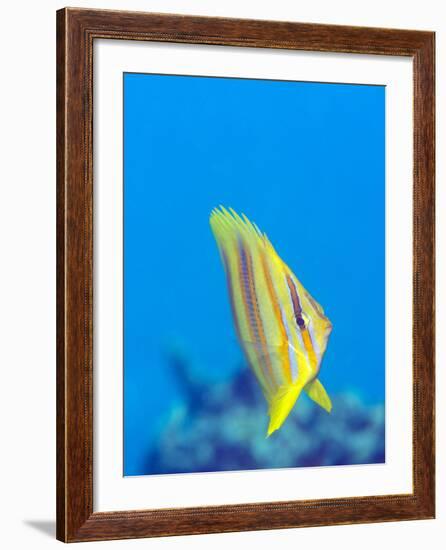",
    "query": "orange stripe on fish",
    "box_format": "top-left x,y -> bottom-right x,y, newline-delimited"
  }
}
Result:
238,241 -> 275,387
300,328 -> 318,371
221,249 -> 269,397
260,251 -> 292,384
